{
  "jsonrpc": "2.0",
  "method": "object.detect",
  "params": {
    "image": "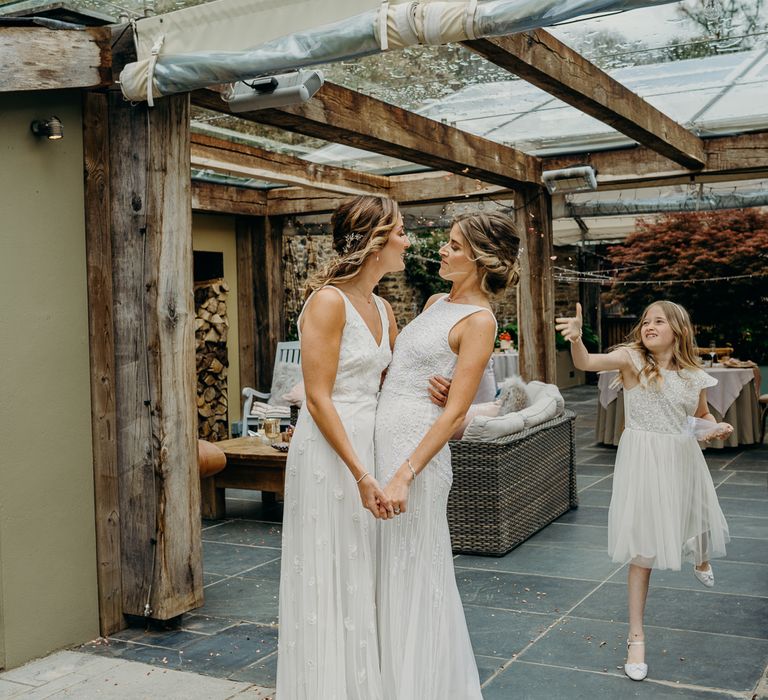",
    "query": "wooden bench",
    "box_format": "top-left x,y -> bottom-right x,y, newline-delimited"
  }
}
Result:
200,437 -> 287,519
